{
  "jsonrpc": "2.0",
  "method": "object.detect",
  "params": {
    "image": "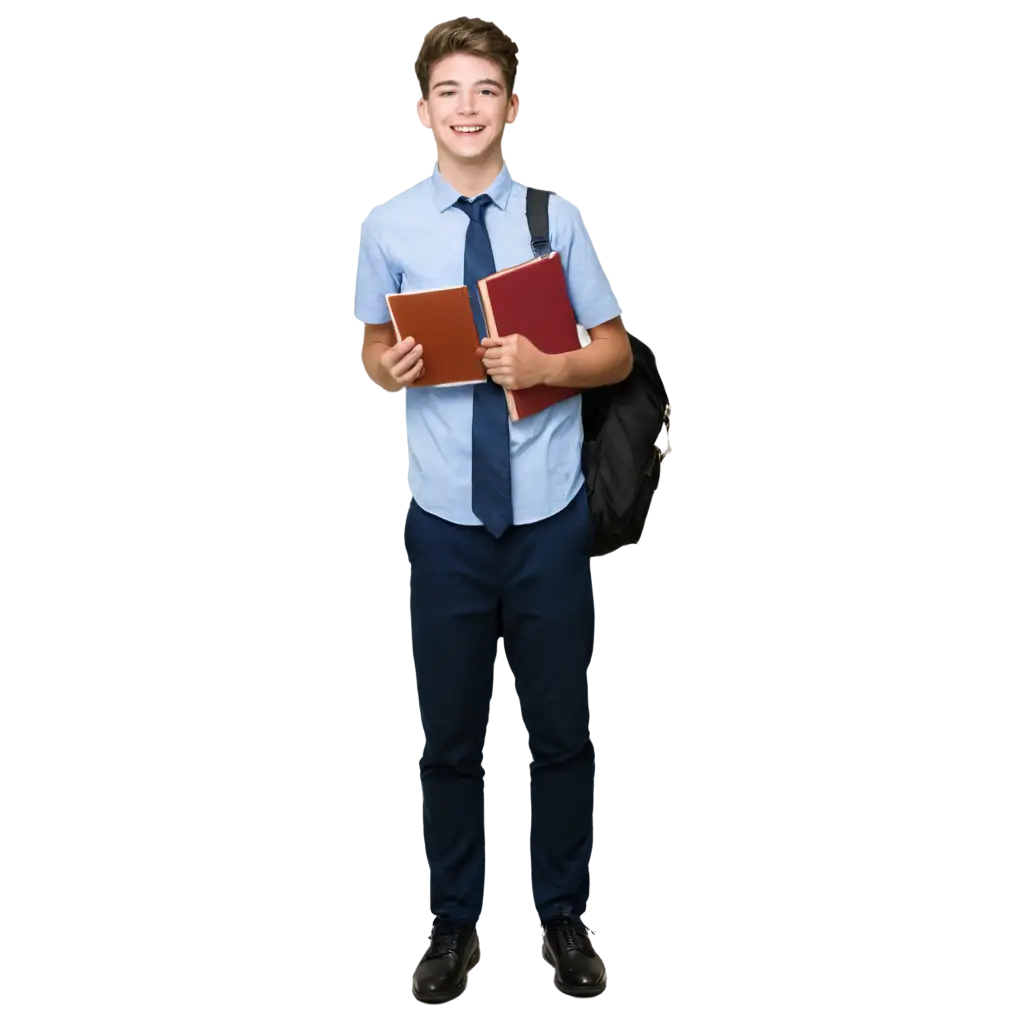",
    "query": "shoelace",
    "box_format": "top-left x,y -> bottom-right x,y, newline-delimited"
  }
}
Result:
547,916 -> 596,954
423,924 -> 463,960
